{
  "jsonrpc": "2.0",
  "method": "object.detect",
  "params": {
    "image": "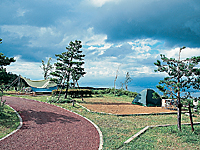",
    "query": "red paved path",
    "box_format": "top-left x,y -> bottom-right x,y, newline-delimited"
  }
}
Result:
0,96 -> 100,150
